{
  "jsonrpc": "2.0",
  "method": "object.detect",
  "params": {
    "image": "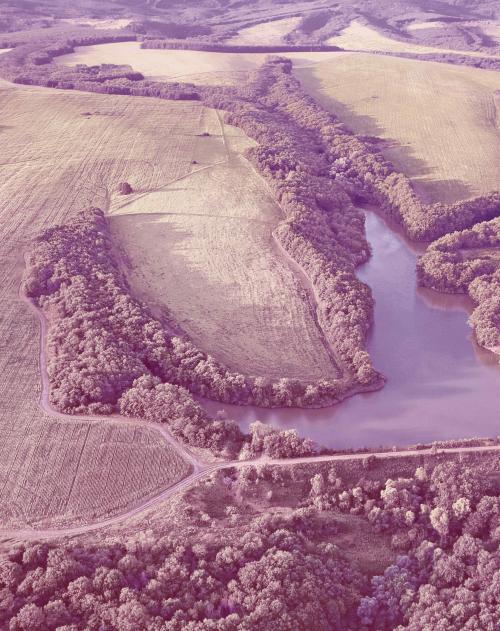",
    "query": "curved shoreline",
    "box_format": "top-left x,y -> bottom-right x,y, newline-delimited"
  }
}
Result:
2,280 -> 498,539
